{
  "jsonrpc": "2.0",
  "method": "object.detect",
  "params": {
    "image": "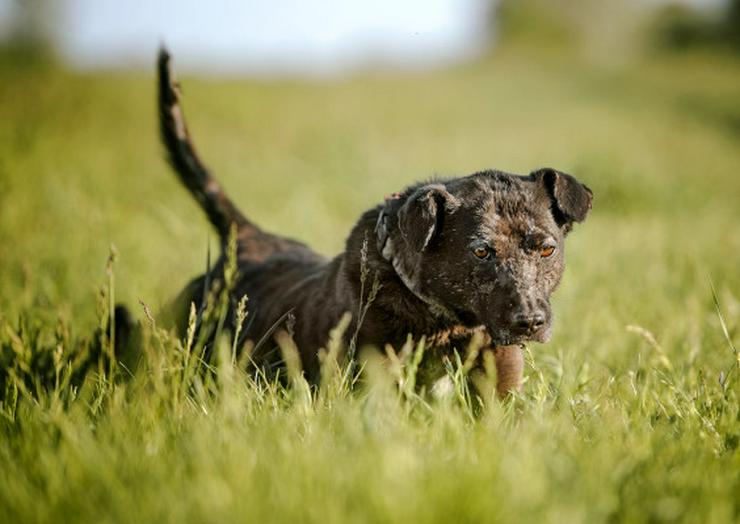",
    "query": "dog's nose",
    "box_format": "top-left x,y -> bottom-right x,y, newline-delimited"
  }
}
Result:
511,311 -> 546,334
